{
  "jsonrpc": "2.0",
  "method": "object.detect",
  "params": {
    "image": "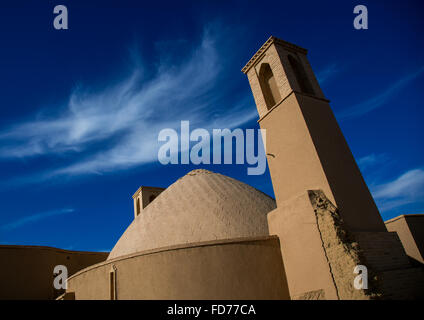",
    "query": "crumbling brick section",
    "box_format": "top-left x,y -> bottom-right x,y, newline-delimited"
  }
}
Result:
308,189 -> 424,300
292,289 -> 326,300
308,190 -> 380,300
354,232 -> 424,299
353,232 -> 411,272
